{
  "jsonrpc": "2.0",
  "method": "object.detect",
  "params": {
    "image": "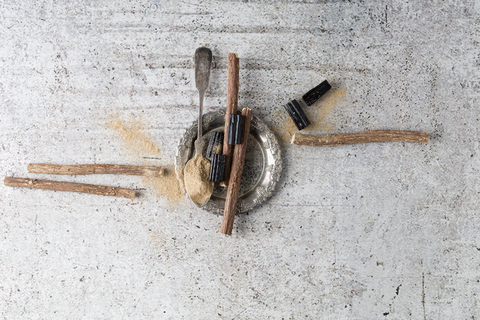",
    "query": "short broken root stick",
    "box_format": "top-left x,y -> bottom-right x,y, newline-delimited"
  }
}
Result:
291,130 -> 429,147
4,177 -> 135,199
28,163 -> 164,177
